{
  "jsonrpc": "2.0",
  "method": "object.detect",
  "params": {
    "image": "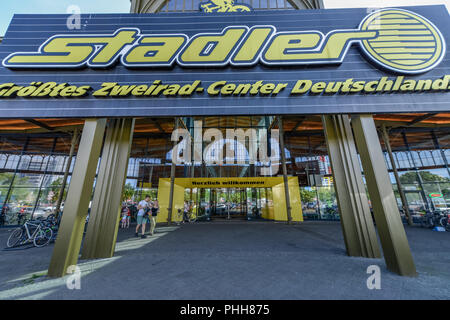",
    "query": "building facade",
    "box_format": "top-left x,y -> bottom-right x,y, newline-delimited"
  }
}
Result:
0,0 -> 449,278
